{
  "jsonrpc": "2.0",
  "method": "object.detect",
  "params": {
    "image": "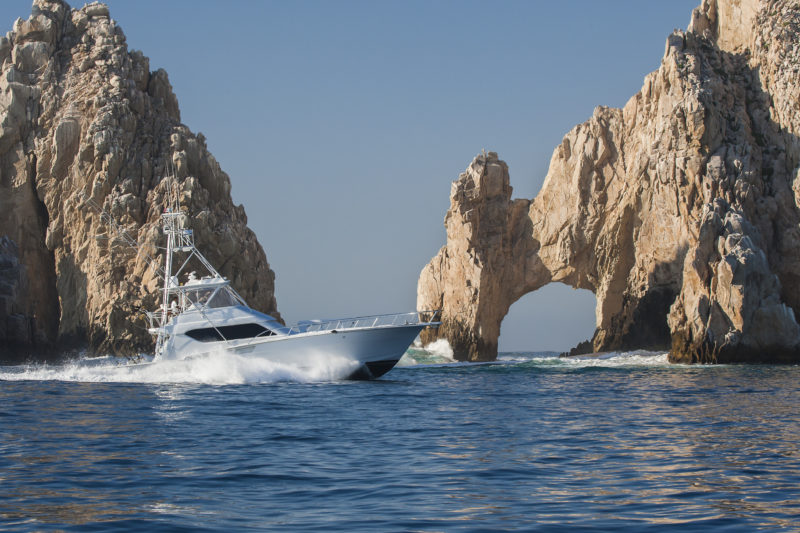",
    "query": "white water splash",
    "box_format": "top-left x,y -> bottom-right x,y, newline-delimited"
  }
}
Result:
423,338 -> 455,360
398,338 -> 456,366
0,350 -> 360,385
